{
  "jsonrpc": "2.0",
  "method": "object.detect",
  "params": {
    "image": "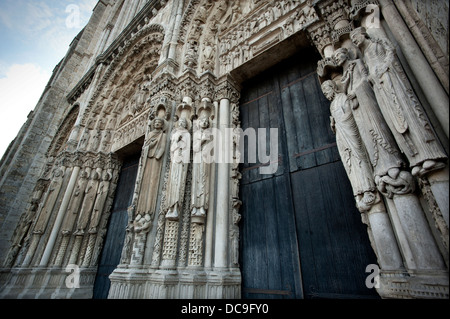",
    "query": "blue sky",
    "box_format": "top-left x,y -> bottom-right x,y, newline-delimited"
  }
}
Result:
0,0 -> 97,157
